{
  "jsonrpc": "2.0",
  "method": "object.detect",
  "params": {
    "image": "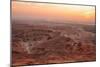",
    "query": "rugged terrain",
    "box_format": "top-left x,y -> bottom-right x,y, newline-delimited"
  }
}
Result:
12,20 -> 96,66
